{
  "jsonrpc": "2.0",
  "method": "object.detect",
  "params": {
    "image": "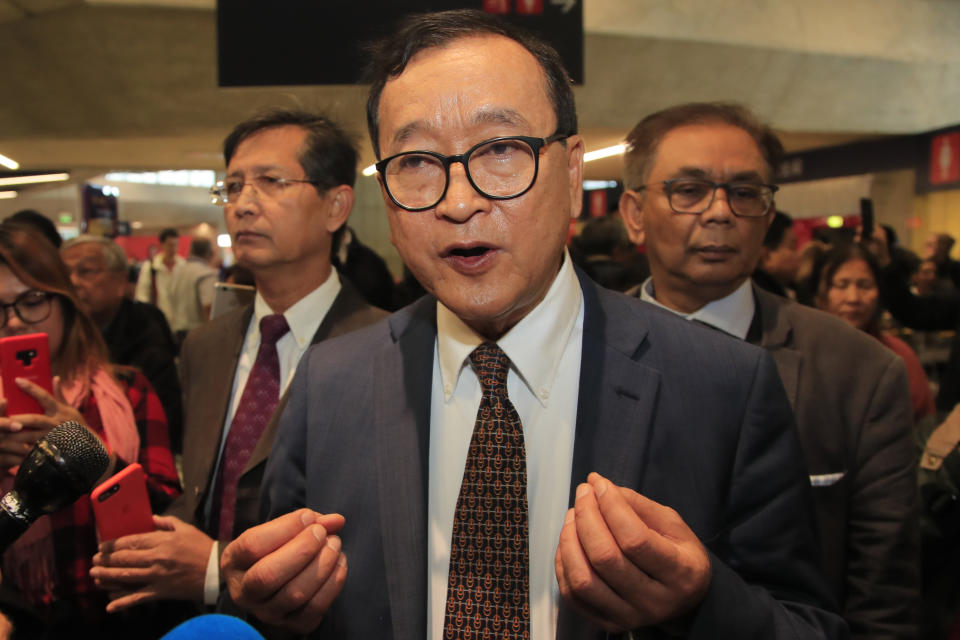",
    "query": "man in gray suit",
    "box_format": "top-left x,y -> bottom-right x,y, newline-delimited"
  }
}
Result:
90,110 -> 385,615
618,102 -> 919,638
220,11 -> 845,639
